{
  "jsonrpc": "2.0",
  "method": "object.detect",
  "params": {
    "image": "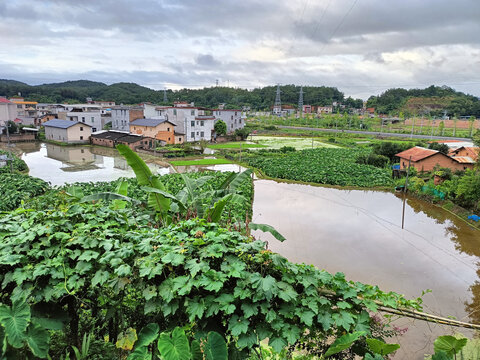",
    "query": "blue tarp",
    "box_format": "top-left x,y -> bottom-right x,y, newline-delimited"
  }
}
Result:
468,215 -> 480,222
